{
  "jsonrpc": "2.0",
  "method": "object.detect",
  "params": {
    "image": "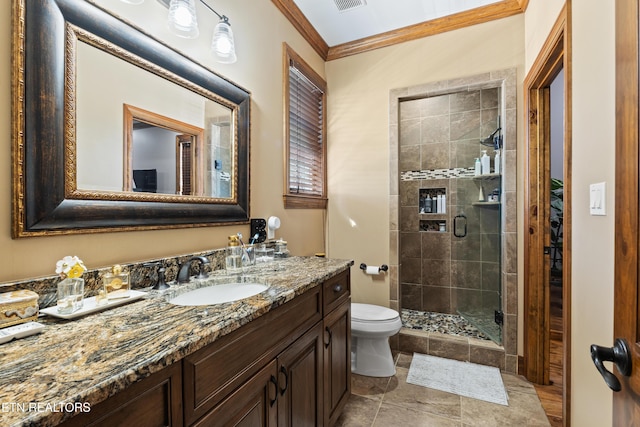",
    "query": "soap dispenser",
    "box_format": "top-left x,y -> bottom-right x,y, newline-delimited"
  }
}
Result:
226,235 -> 243,271
481,150 -> 490,175
103,264 -> 130,300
